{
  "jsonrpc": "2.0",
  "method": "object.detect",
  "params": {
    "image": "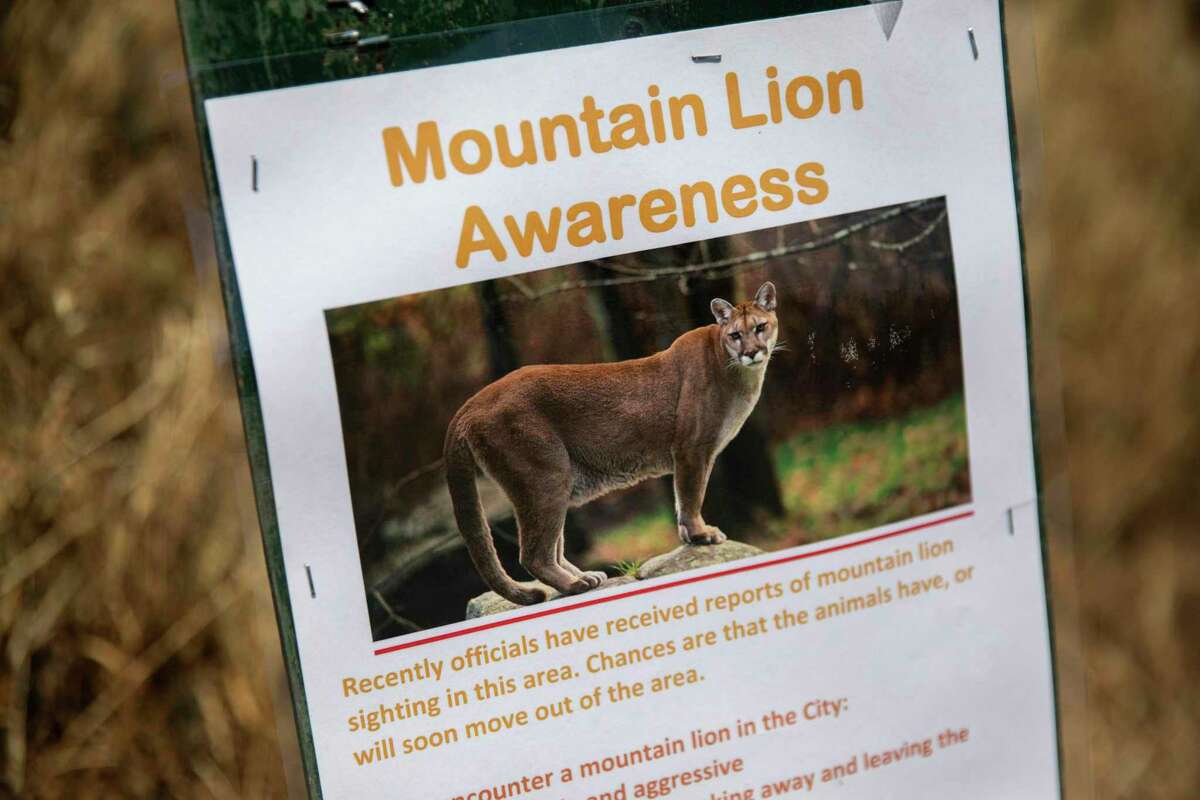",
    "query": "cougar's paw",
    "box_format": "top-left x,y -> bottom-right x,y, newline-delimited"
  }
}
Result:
678,523 -> 727,545
694,526 -> 727,545
580,570 -> 608,589
562,577 -> 595,595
